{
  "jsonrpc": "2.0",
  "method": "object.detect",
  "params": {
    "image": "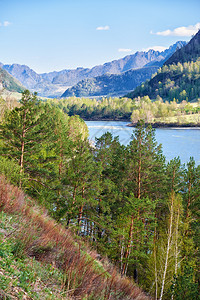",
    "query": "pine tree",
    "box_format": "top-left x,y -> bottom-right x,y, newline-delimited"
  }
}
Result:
93,132 -> 124,253
61,139 -> 101,235
127,120 -> 166,200
122,121 -> 166,281
120,194 -> 156,280
0,90 -> 56,191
